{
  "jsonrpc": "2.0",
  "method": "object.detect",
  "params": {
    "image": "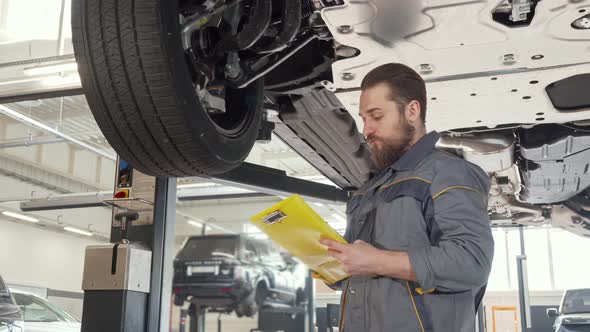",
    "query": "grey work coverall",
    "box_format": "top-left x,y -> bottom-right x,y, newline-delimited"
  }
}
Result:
337,131 -> 494,332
